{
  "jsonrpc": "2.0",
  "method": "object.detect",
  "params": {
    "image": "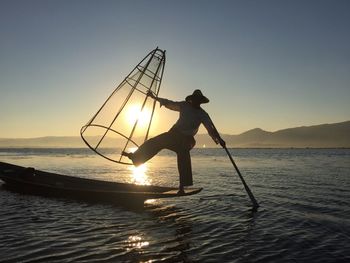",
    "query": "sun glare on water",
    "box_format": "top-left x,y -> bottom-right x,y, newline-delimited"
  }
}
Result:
129,164 -> 151,185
